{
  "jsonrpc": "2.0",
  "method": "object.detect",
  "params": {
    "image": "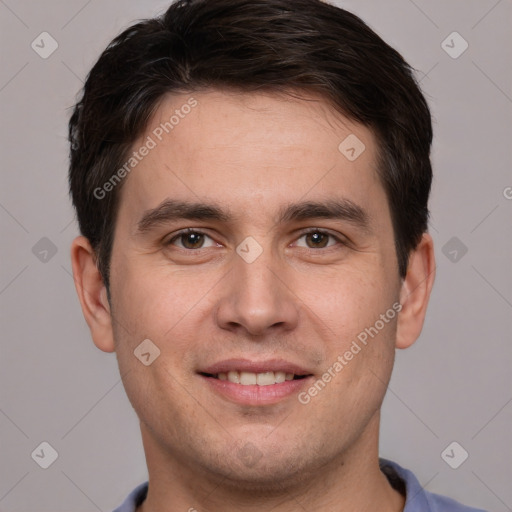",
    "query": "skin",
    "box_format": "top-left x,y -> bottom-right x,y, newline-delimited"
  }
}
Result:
71,89 -> 435,512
